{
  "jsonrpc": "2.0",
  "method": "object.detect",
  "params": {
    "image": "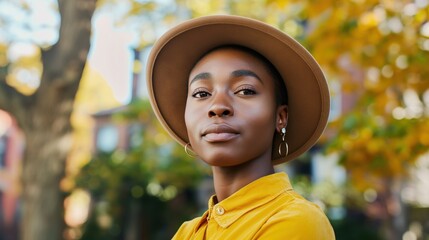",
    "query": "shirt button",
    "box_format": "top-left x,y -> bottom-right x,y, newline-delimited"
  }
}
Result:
215,206 -> 225,215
